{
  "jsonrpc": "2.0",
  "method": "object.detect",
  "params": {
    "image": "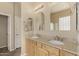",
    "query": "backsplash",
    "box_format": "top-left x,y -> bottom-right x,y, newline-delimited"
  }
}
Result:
37,31 -> 77,43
